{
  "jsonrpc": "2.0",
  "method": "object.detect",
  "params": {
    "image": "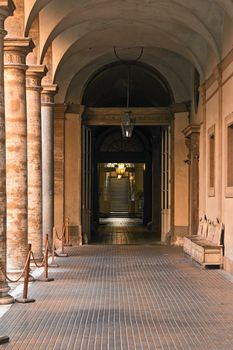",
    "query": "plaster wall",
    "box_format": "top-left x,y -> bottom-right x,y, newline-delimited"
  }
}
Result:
222,72 -> 233,267
173,113 -> 189,242
202,49 -> 233,272
64,113 -> 82,245
205,93 -> 219,219
199,124 -> 204,216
